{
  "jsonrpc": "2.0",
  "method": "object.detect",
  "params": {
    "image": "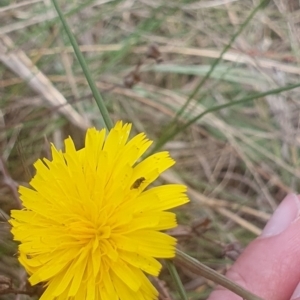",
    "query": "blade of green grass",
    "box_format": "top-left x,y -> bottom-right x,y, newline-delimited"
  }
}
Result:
165,260 -> 188,300
146,64 -> 268,86
51,0 -> 113,130
151,83 -> 300,153
164,0 -> 269,137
